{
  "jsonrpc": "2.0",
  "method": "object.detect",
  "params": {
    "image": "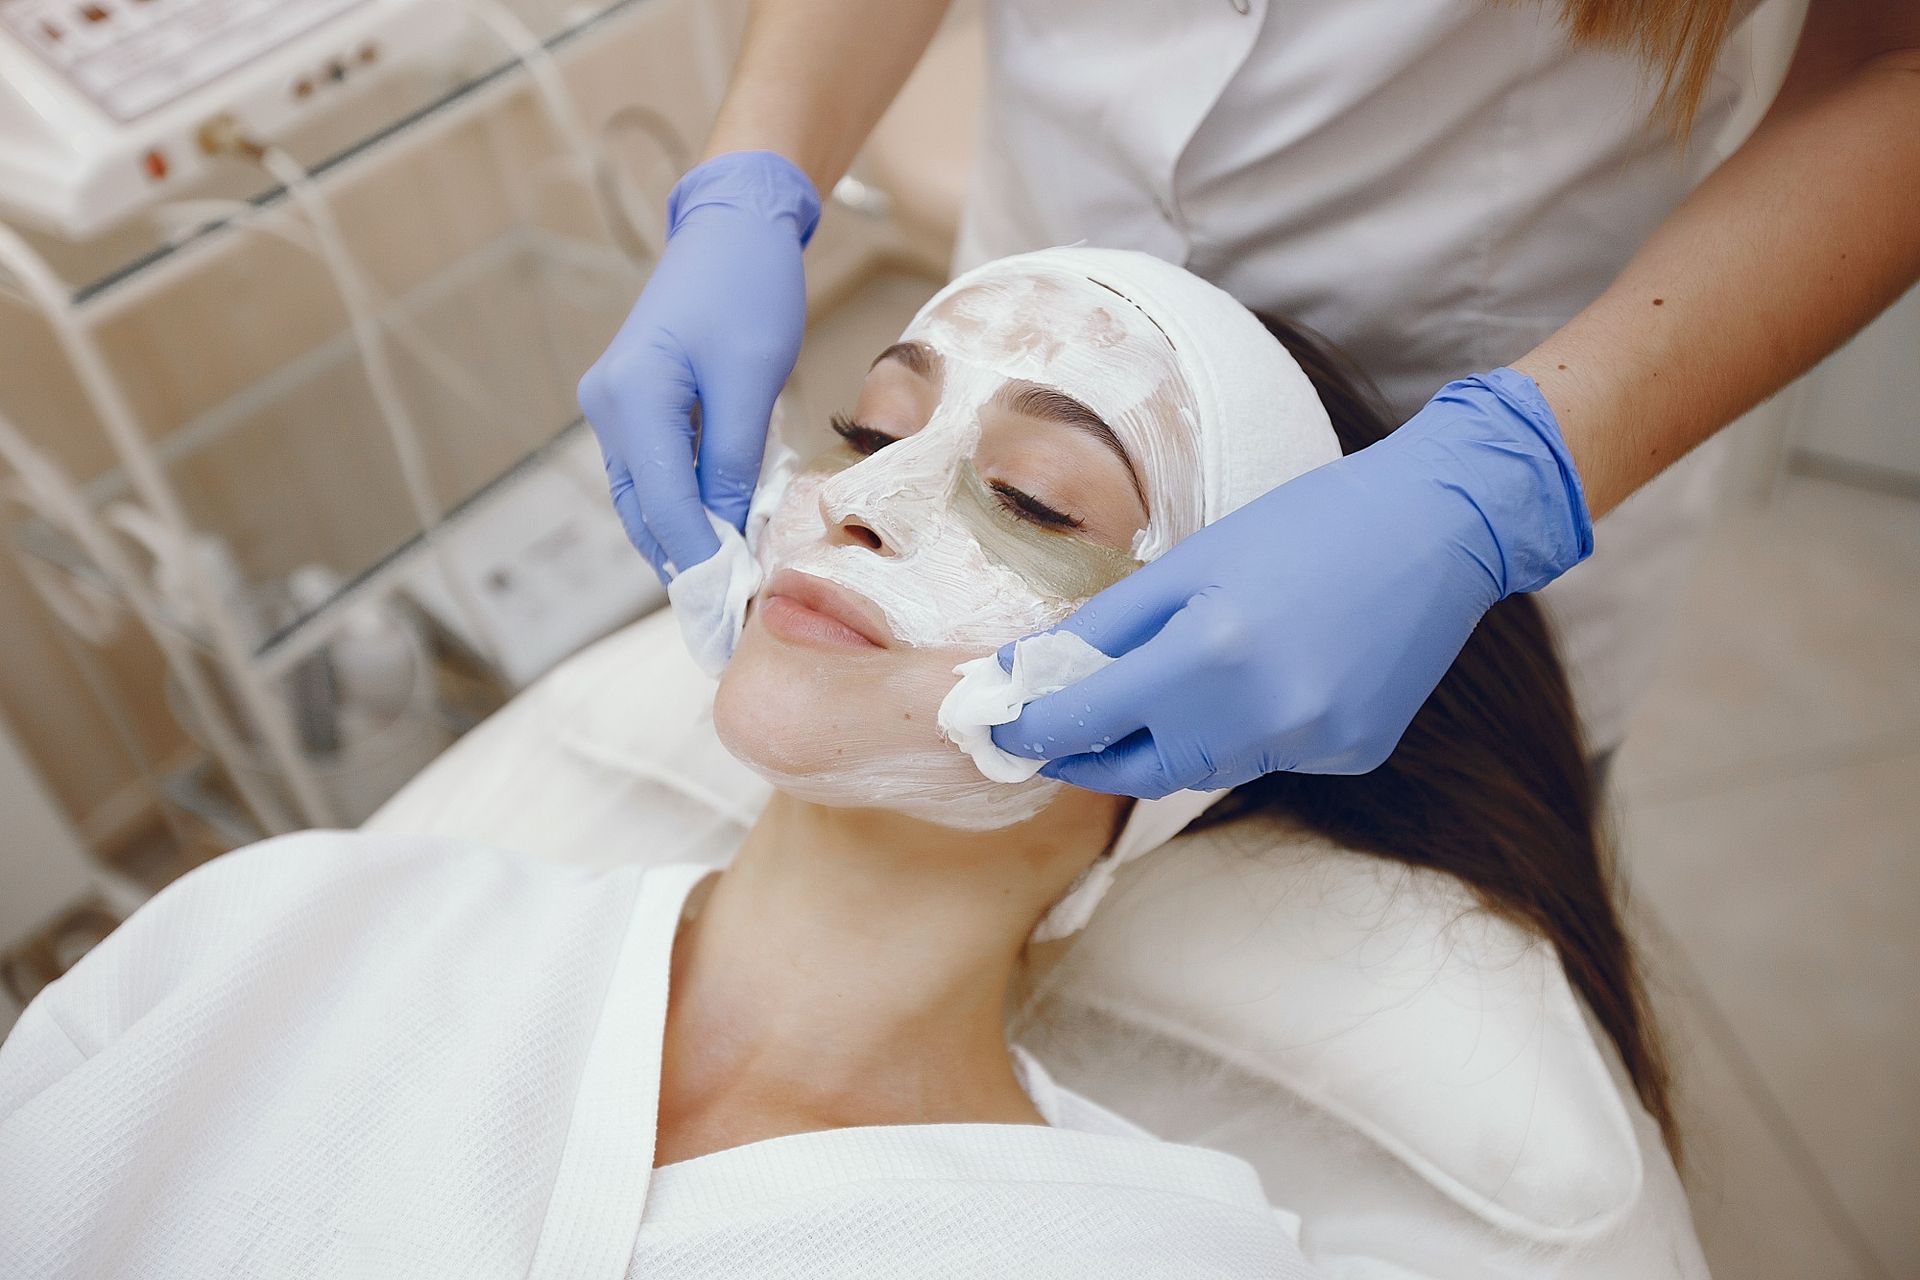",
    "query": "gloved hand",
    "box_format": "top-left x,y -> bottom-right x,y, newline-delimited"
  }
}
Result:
578,150 -> 821,580
989,368 -> 1593,796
